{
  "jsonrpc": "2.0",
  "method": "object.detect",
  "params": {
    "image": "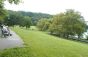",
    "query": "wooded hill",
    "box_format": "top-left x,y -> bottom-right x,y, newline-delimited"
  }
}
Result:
7,10 -> 52,25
